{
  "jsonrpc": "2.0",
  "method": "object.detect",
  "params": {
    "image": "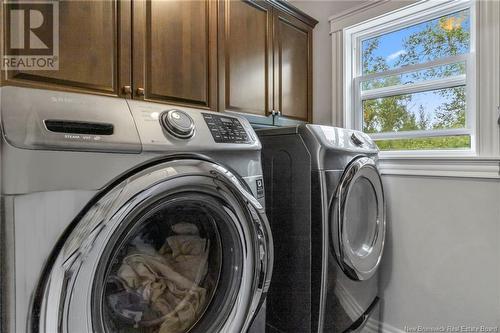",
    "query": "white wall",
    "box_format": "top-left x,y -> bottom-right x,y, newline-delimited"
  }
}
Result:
381,175 -> 500,332
291,1 -> 369,125
292,1 -> 500,331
